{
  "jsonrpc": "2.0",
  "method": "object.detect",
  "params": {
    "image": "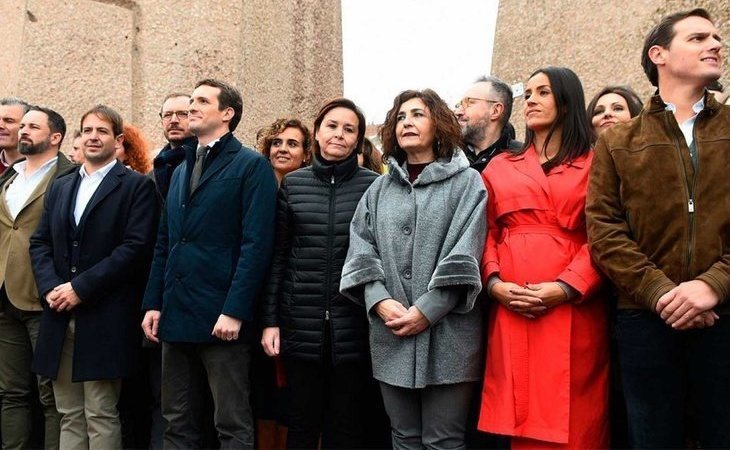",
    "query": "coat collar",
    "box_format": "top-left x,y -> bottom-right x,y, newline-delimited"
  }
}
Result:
647,88 -> 723,115
74,160 -> 126,228
387,149 -> 470,187
311,151 -> 359,183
